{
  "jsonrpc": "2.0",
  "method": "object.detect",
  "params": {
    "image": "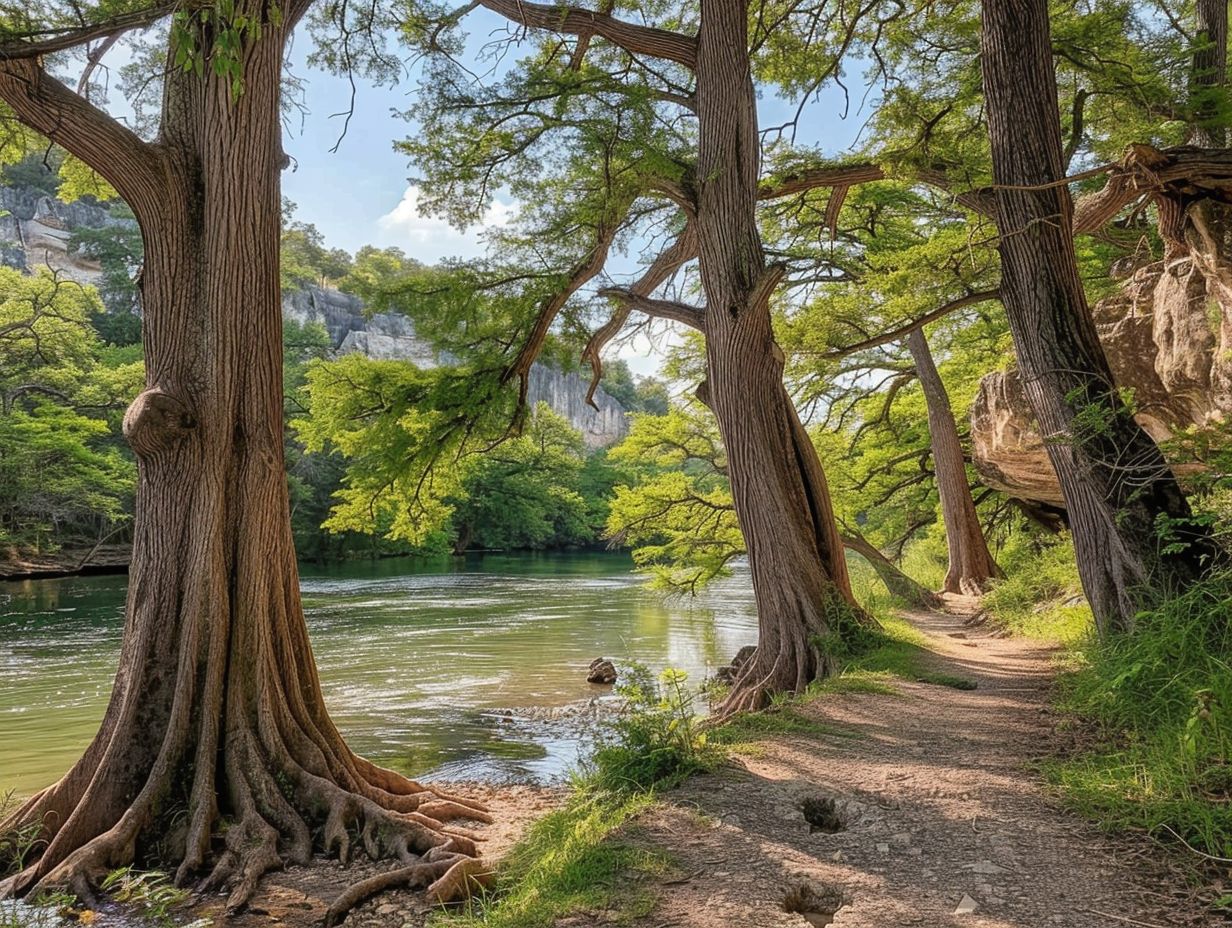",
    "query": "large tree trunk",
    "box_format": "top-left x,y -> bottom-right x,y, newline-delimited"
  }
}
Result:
0,7 -> 486,918
980,0 -> 1225,636
694,0 -> 861,715
905,328 -> 1002,595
